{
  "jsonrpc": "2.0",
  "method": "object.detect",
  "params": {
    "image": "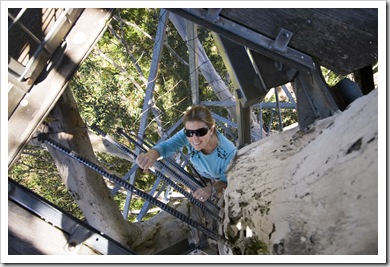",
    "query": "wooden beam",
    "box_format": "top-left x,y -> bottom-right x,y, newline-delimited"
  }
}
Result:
235,91 -> 251,148
8,8 -> 113,168
219,8 -> 378,75
168,8 -> 378,76
8,179 -> 135,255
